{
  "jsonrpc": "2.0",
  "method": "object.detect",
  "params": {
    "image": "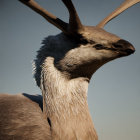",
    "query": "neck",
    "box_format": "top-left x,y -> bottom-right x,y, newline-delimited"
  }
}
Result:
40,57 -> 98,140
